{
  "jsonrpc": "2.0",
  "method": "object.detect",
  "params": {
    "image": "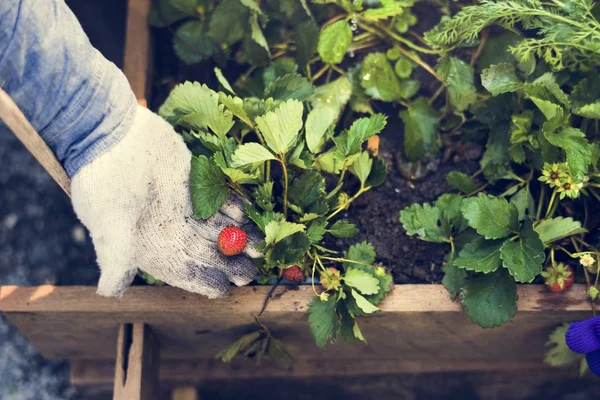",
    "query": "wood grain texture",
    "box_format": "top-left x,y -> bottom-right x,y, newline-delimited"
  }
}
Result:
0,284 -> 591,377
0,89 -> 72,197
124,0 -> 152,105
113,324 -> 160,400
171,387 -> 198,400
